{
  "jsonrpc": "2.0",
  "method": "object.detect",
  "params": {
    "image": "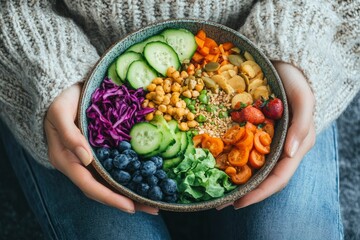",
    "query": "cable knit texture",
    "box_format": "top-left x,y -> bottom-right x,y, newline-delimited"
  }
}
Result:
0,0 -> 359,168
